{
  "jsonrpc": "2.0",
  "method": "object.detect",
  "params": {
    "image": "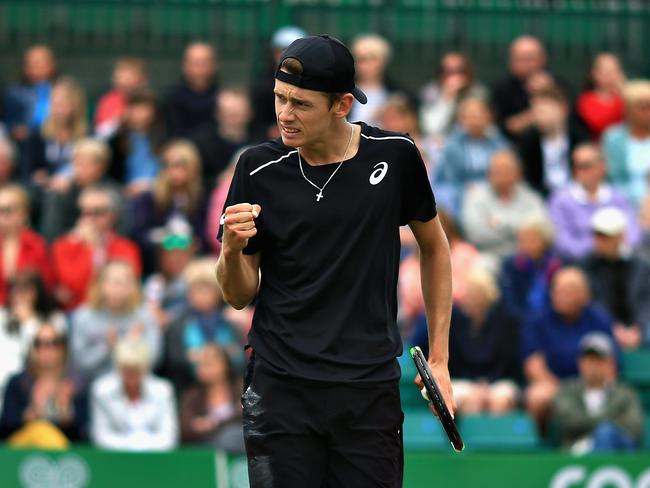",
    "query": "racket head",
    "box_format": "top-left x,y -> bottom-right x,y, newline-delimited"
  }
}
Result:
409,346 -> 465,452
